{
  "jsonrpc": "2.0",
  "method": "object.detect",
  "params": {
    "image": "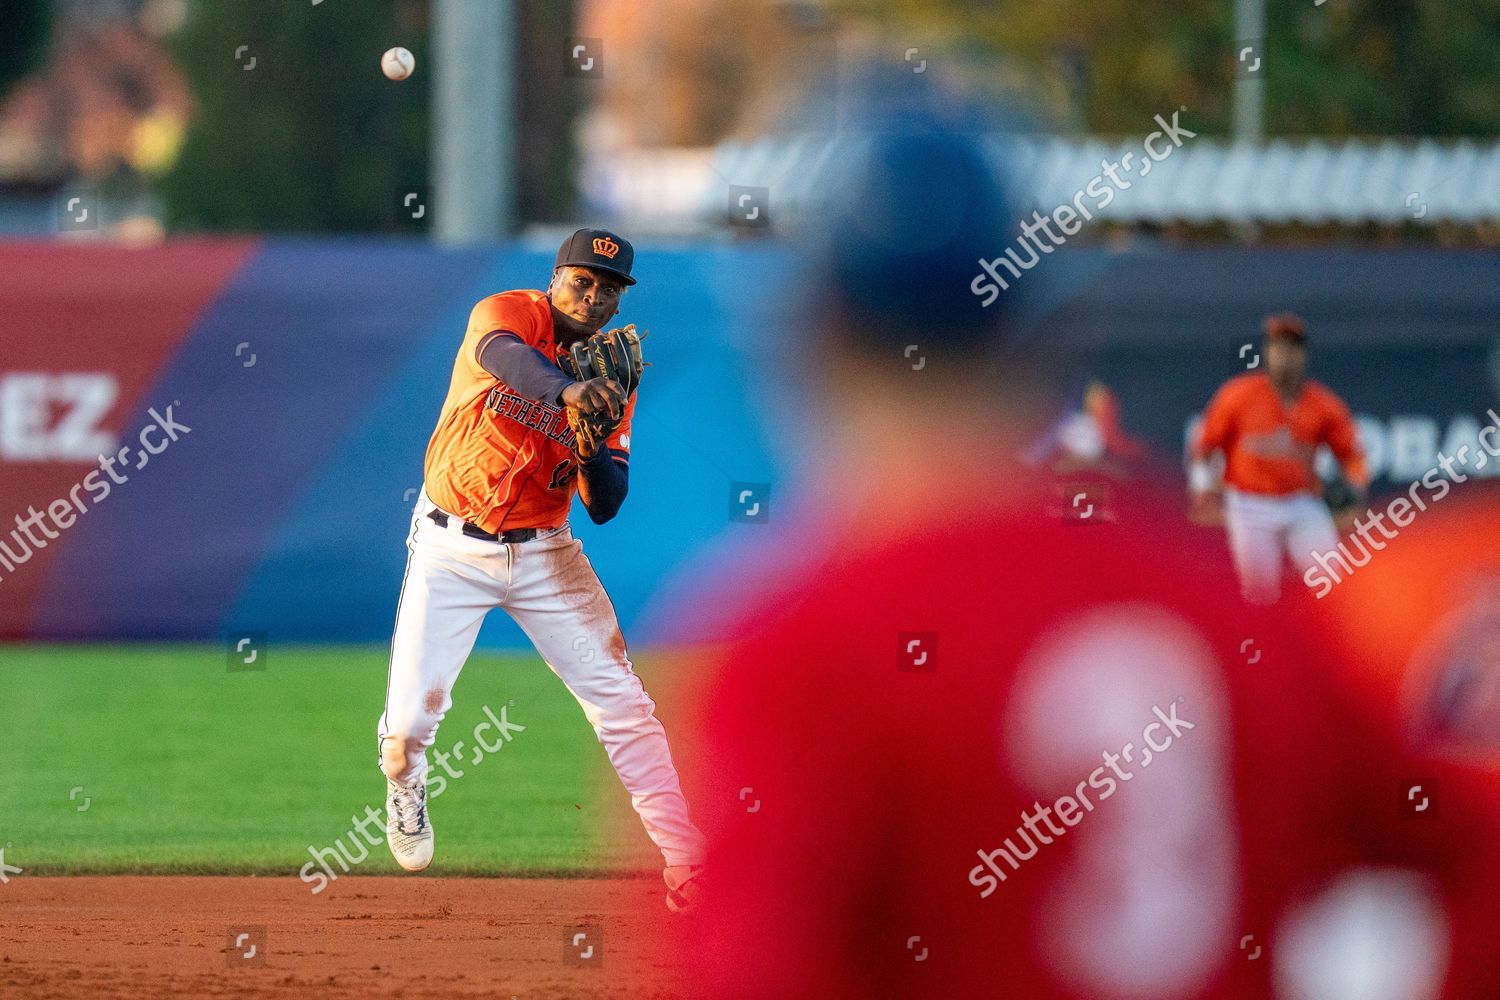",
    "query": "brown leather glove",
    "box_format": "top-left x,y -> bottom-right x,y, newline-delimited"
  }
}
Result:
560,324 -> 646,440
